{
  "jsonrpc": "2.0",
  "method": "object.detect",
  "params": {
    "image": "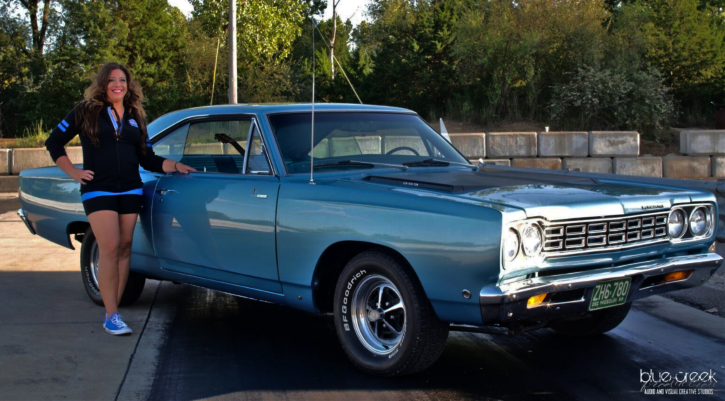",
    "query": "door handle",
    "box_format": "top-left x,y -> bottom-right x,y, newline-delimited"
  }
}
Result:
156,189 -> 178,195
